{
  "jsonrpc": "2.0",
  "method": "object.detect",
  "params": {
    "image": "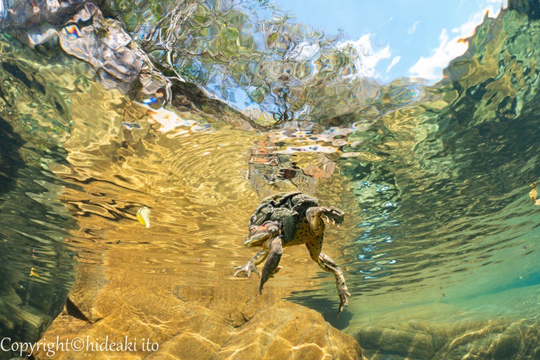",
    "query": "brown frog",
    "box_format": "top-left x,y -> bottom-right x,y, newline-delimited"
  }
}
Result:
234,192 -> 351,315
